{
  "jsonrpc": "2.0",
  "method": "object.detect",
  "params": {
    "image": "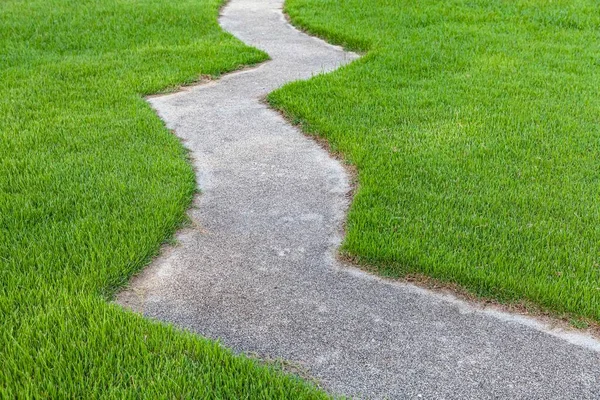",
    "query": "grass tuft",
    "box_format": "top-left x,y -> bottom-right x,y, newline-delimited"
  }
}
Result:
270,0 -> 600,322
1,0 -> 326,397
